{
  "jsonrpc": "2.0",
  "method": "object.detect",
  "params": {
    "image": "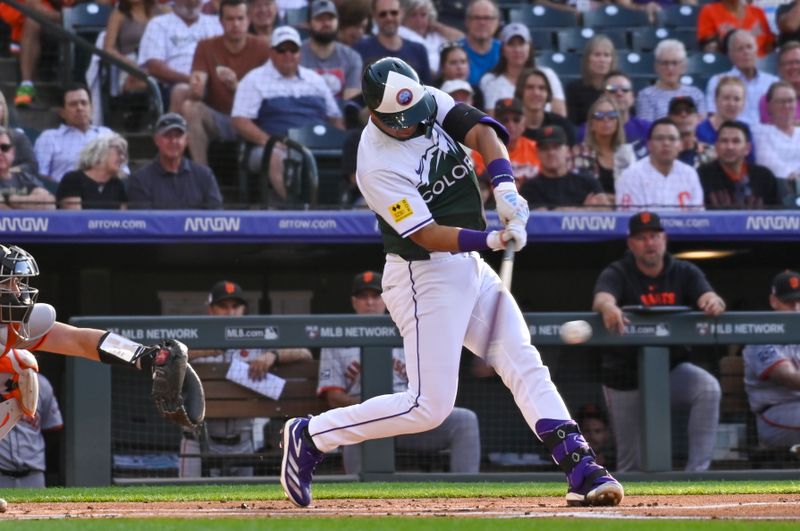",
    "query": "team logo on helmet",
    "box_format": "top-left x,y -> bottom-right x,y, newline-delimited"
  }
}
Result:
396,88 -> 414,106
